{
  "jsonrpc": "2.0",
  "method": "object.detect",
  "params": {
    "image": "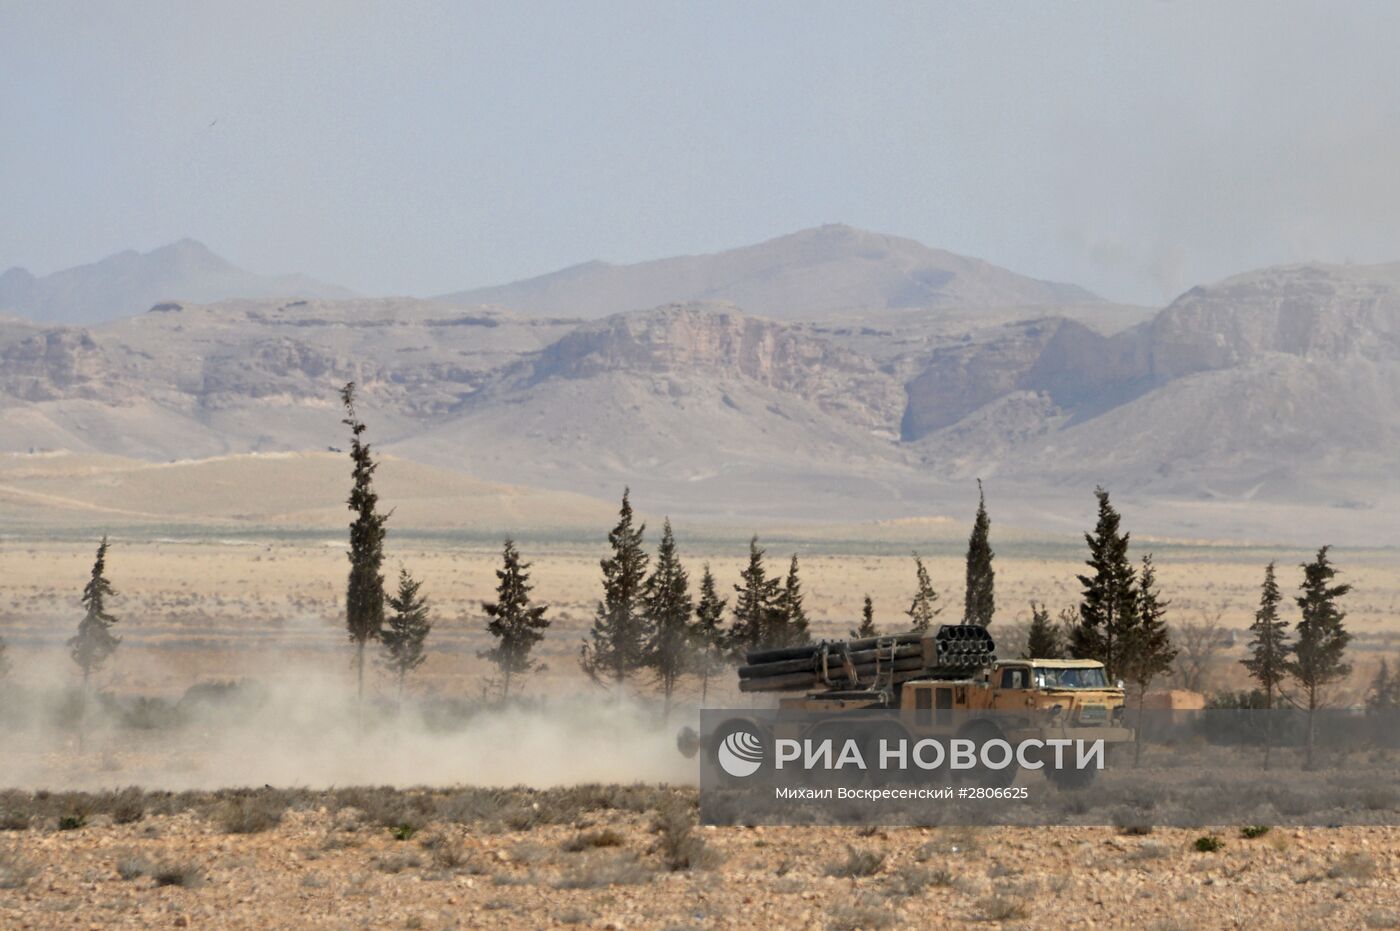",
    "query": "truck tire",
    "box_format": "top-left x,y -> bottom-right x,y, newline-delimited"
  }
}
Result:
956,720 -> 1019,789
